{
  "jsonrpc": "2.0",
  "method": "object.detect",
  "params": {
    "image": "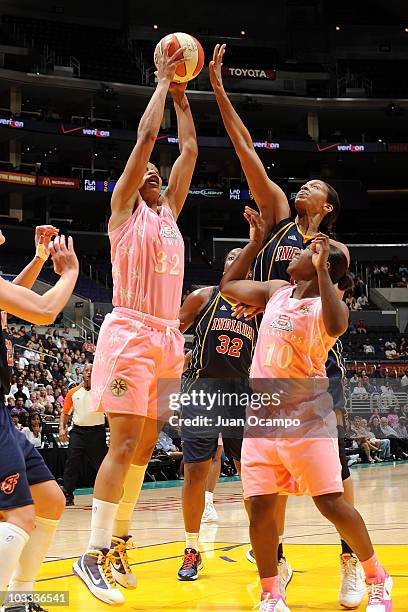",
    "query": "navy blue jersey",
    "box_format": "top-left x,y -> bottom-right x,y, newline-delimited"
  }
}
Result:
185,287 -> 255,381
253,216 -> 347,404
0,312 -> 11,401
